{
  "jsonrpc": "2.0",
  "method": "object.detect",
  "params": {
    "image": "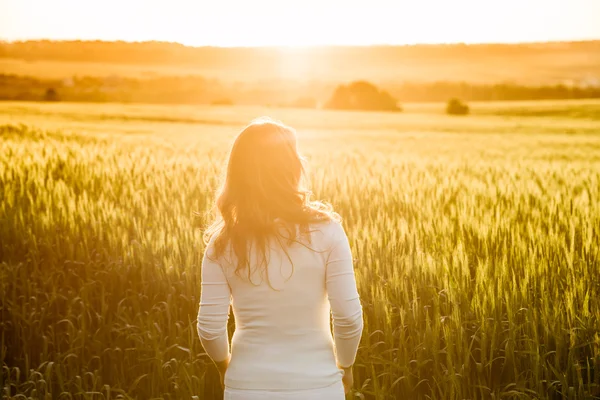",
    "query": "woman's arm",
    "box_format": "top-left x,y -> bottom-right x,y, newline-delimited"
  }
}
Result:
326,223 -> 363,370
197,246 -> 231,366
